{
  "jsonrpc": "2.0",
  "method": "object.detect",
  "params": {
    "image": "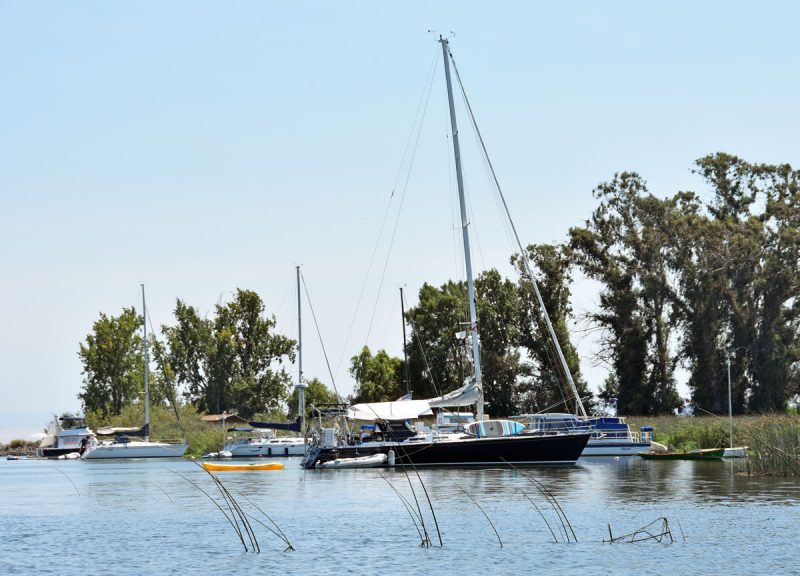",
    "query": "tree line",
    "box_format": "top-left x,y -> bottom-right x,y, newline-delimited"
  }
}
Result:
78,153 -> 799,418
